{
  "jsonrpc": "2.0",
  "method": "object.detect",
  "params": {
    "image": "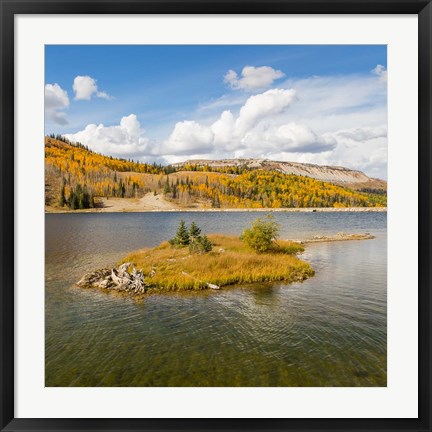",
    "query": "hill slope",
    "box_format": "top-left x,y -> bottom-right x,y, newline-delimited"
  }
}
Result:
45,136 -> 387,210
172,158 -> 386,191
